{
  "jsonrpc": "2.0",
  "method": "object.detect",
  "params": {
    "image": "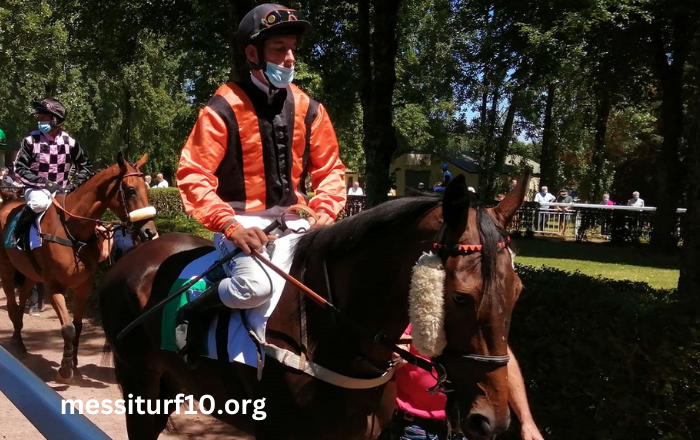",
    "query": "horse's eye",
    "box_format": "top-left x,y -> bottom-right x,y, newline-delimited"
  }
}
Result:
127,187 -> 137,197
452,293 -> 471,306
